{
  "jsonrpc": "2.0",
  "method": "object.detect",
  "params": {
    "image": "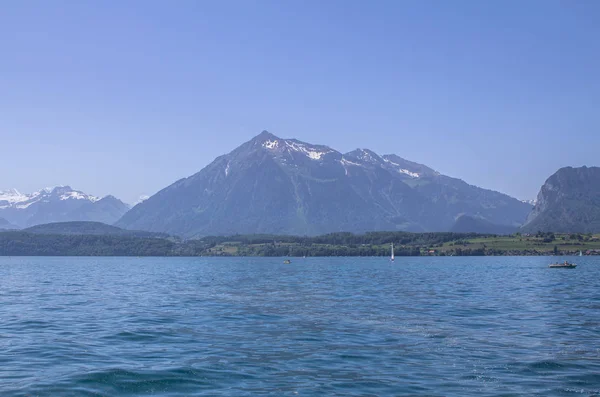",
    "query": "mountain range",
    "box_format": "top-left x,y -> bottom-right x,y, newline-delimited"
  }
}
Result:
117,131 -> 533,237
0,186 -> 130,229
4,133 -> 600,235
